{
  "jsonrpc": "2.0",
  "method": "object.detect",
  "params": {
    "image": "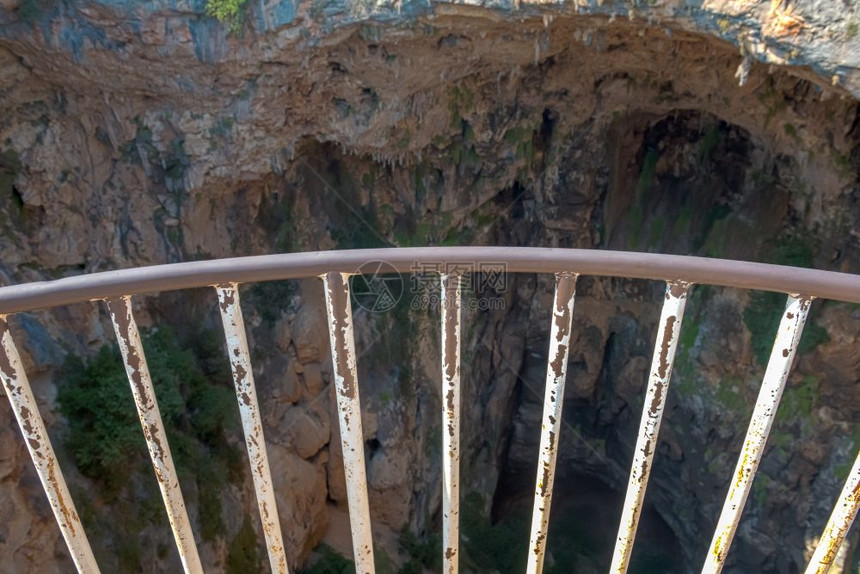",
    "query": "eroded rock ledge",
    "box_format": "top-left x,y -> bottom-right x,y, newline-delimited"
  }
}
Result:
1,0 -> 860,96
0,1 -> 859,574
